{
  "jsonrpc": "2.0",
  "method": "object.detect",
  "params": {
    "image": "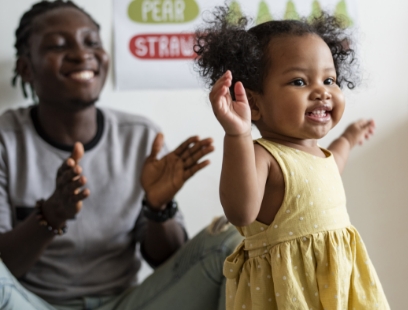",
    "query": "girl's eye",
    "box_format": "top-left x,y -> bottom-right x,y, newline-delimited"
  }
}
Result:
291,79 -> 305,86
324,78 -> 335,85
